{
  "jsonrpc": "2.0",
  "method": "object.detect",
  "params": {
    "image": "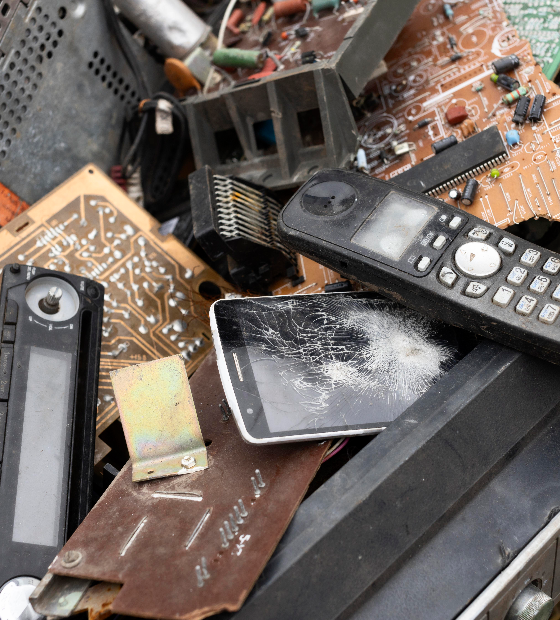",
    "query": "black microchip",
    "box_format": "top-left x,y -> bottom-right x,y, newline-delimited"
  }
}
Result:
392,125 -> 507,195
324,281 -> 353,293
